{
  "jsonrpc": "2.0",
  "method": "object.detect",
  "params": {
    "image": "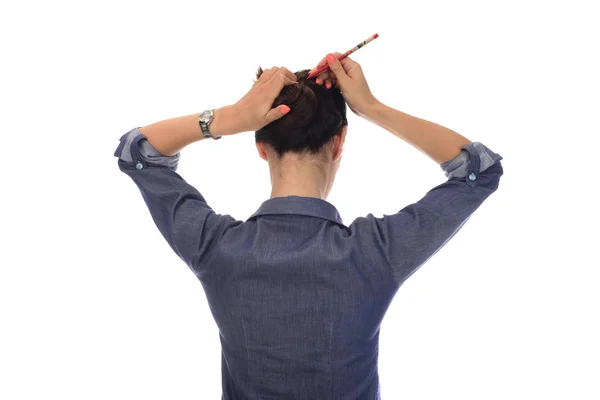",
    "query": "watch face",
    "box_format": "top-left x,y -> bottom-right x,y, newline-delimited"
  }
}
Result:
200,110 -> 212,123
